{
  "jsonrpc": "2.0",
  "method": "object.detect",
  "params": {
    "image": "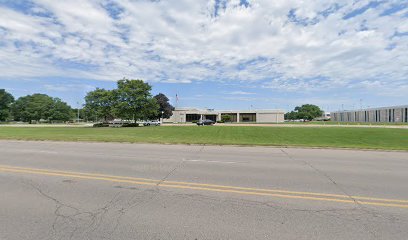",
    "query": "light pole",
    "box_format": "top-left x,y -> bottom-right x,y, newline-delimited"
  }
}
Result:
77,101 -> 80,124
161,111 -> 164,123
